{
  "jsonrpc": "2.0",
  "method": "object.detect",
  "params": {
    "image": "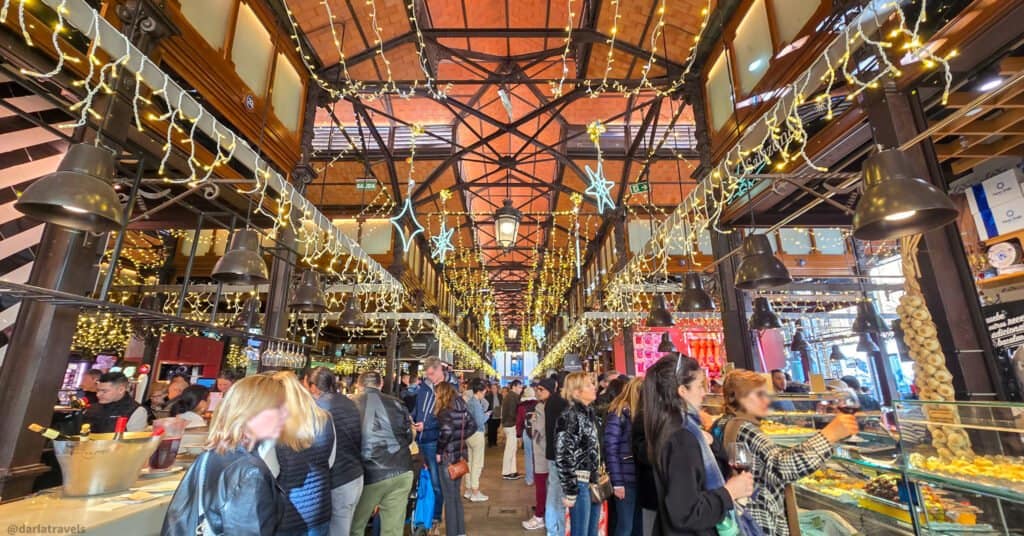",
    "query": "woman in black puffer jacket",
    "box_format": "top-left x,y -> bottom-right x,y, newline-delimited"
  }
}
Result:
555,372 -> 602,536
435,381 -> 476,536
